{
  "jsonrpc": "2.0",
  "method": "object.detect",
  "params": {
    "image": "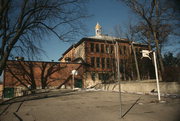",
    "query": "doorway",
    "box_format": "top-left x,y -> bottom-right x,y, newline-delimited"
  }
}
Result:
74,79 -> 83,88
